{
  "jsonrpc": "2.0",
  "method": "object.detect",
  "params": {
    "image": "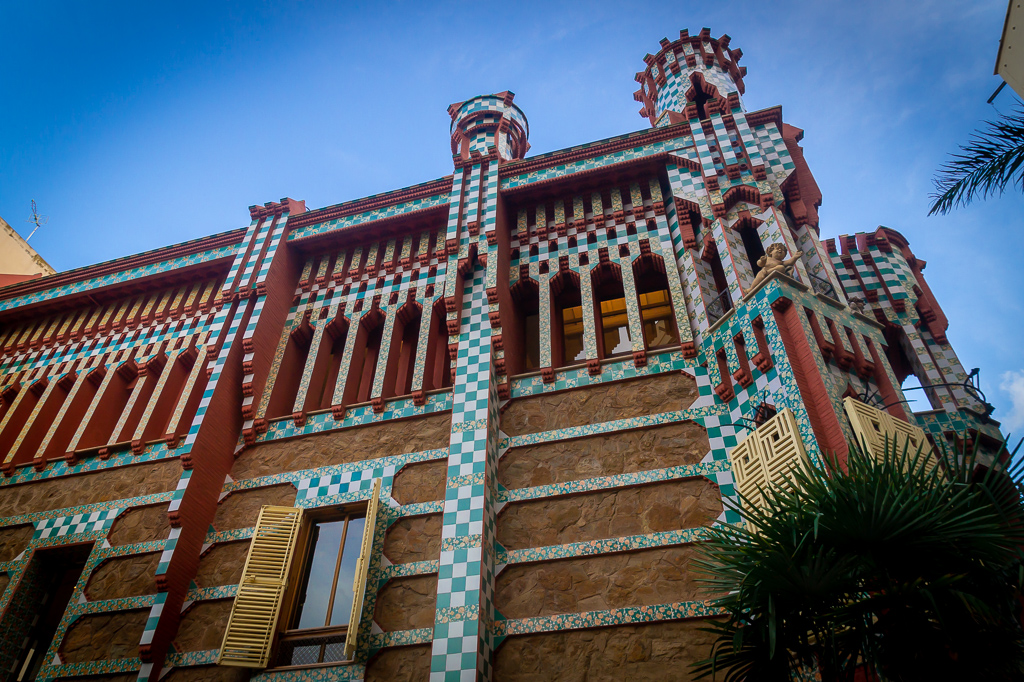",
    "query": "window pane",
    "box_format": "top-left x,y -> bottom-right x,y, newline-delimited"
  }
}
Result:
562,305 -> 586,363
329,516 -> 365,627
295,520 -> 345,629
